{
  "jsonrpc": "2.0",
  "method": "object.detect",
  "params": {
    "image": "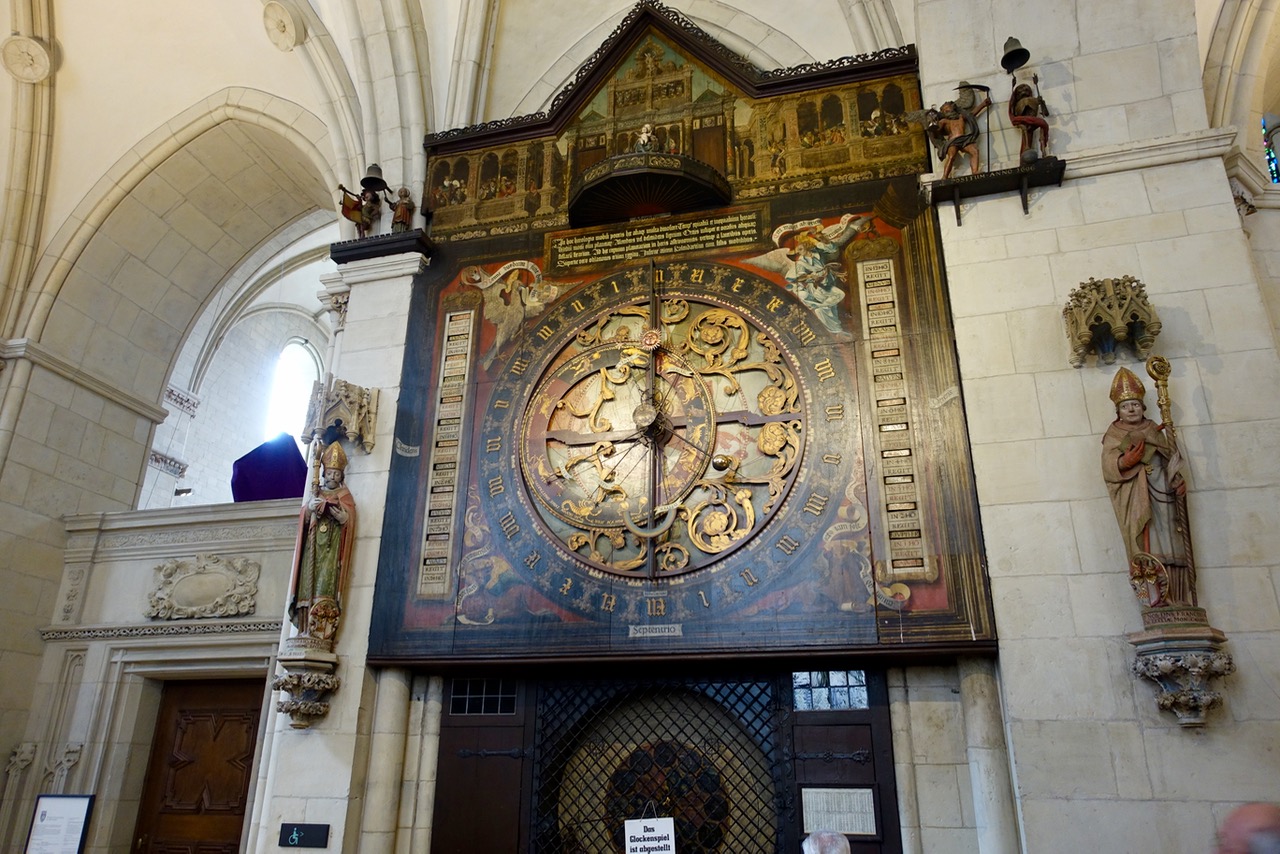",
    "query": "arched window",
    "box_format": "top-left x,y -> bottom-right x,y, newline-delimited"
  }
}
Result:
263,339 -> 322,446
1265,116 -> 1280,183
